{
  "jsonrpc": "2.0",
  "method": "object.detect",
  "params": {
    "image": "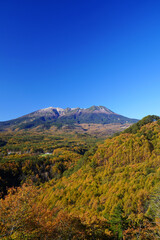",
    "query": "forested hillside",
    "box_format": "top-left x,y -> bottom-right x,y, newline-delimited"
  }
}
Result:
0,116 -> 160,239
